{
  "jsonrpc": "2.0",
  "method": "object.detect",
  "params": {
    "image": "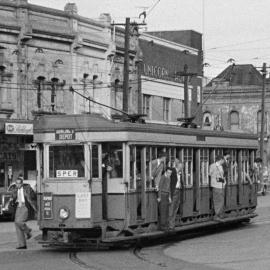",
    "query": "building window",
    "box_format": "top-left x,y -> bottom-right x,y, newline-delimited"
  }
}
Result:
230,111 -> 239,130
163,97 -> 170,121
203,112 -> 212,127
143,94 -> 151,117
257,110 -> 267,134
